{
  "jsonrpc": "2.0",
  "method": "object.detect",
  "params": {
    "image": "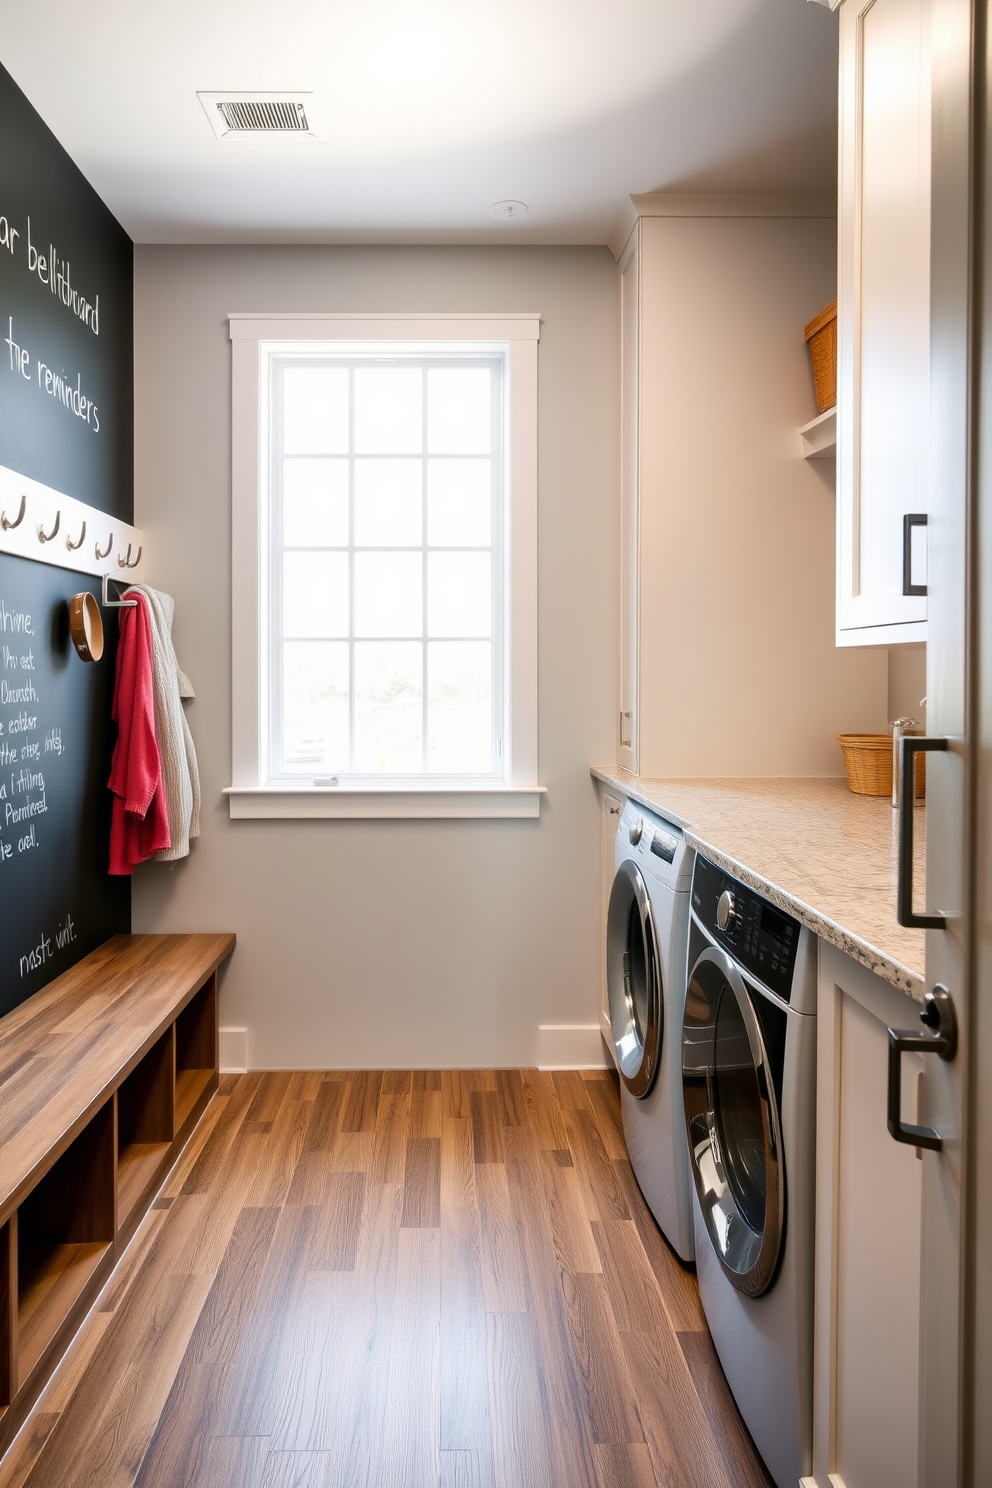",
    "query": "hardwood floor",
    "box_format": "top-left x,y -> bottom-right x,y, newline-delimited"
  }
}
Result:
0,1069 -> 774,1488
